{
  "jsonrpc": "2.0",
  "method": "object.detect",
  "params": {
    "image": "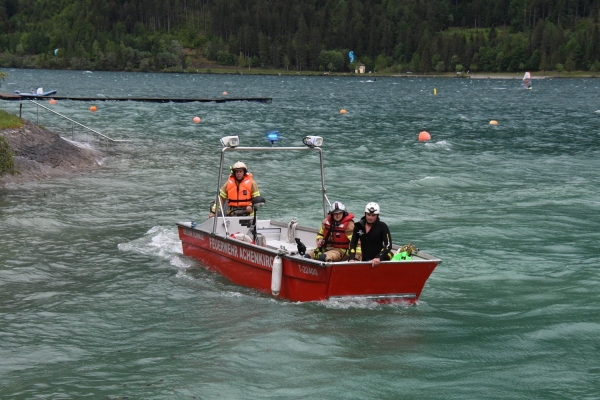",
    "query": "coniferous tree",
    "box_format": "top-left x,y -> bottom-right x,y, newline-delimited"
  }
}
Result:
0,0 -> 598,73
